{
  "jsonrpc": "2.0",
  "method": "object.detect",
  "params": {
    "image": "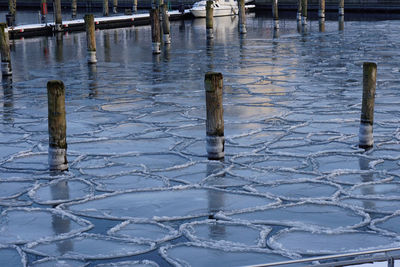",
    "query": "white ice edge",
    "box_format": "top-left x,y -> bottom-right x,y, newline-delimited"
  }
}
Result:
31,257 -> 88,267
27,178 -> 95,205
0,180 -> 35,200
24,233 -> 156,260
370,210 -> 400,237
2,207 -> 93,245
0,245 -> 27,267
95,260 -> 159,267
